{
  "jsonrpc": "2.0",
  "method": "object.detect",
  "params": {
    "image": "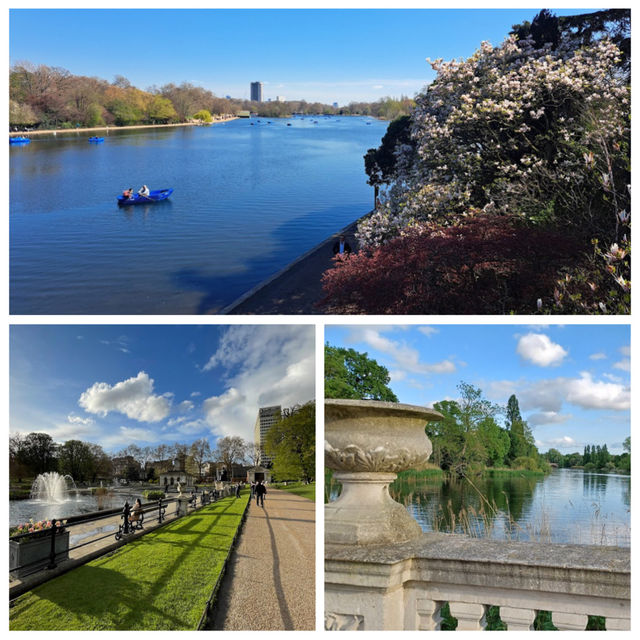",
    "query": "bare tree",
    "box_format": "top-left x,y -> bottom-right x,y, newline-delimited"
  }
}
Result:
213,436 -> 247,480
